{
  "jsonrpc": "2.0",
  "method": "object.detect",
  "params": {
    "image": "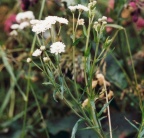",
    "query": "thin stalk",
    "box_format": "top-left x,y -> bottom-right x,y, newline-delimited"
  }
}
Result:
57,25 -> 62,36
103,82 -> 112,138
123,29 -> 142,110
90,100 -> 105,138
30,86 -> 50,138
32,61 -> 43,71
9,90 -> 15,118
21,0 -> 46,137
72,12 -> 80,98
20,65 -> 31,138
117,32 -> 132,79
31,0 -> 46,53
89,38 -> 100,97
109,51 -> 132,86
84,16 -> 94,94
63,97 -> 84,118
